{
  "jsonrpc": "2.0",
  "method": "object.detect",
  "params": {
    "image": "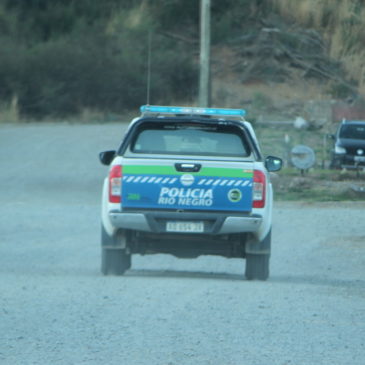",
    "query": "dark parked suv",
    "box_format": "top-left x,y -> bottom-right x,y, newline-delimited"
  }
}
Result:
330,120 -> 365,169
